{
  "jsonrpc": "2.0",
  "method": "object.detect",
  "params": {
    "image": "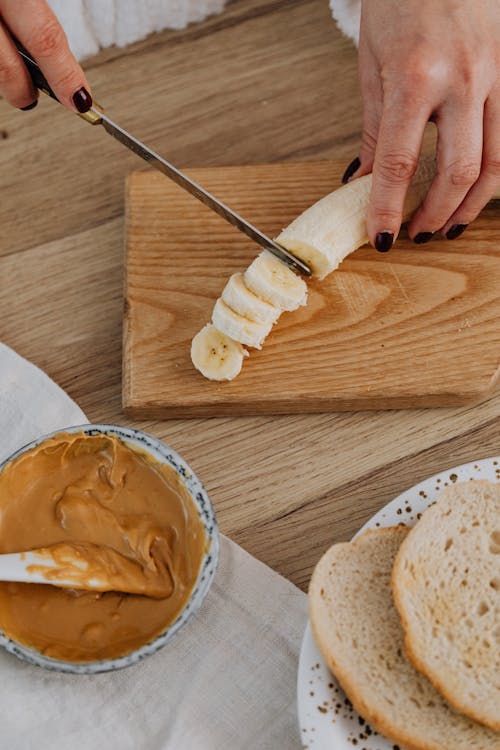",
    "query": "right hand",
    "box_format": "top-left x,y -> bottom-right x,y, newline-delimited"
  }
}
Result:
0,0 -> 92,112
